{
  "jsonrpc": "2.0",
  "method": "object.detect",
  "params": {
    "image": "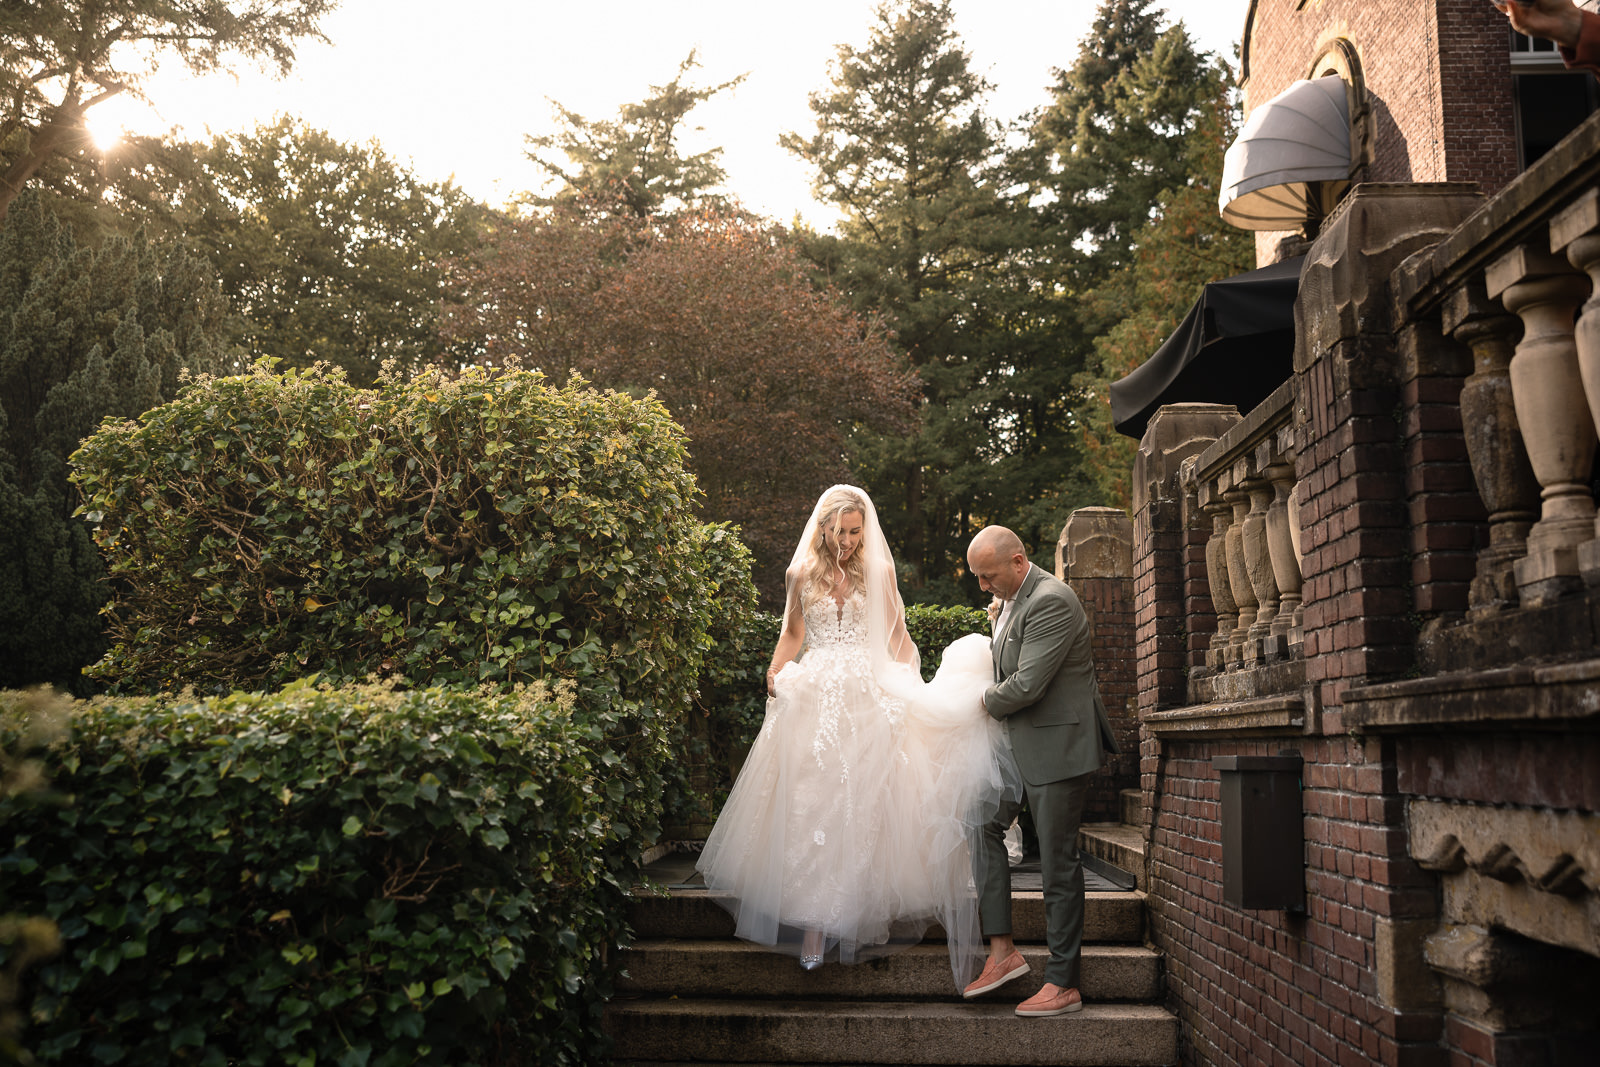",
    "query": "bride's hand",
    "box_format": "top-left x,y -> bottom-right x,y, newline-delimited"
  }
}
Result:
766,663 -> 785,697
